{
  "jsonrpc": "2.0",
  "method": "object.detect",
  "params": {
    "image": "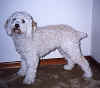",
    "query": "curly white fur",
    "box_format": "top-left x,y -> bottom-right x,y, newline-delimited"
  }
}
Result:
5,11 -> 92,84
